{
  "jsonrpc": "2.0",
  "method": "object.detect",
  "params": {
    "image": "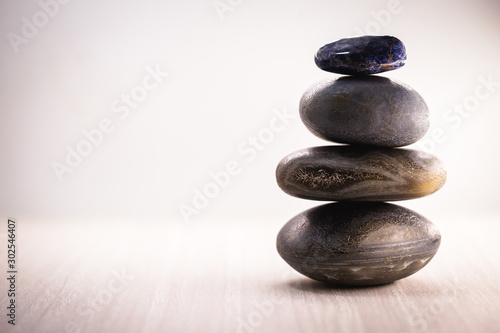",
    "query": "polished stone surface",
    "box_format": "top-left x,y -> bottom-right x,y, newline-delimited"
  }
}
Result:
277,202 -> 441,286
315,35 -> 406,75
276,146 -> 446,201
300,76 -> 429,147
